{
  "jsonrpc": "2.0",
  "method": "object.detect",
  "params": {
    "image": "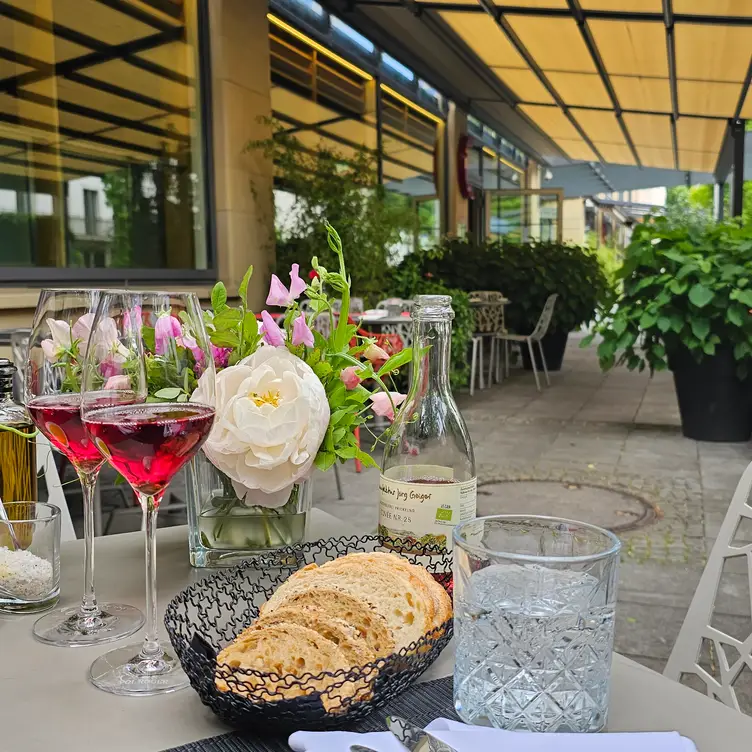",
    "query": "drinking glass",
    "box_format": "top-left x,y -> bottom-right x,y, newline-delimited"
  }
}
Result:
0,502 -> 60,613
453,515 -> 621,733
81,291 -> 215,695
25,289 -> 144,645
